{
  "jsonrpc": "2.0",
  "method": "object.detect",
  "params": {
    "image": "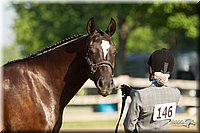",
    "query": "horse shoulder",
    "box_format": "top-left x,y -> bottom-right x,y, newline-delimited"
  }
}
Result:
3,64 -> 58,131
